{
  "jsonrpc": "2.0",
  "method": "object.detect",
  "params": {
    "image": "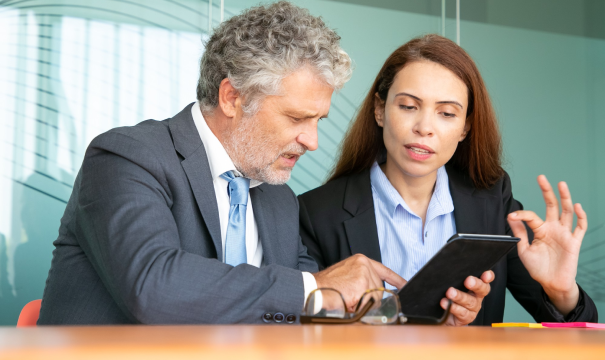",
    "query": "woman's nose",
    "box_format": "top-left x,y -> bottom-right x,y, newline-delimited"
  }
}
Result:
412,111 -> 434,136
